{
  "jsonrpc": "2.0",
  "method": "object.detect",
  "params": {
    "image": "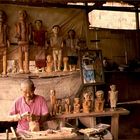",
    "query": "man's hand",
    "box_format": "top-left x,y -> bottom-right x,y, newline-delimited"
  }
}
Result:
27,114 -> 40,122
